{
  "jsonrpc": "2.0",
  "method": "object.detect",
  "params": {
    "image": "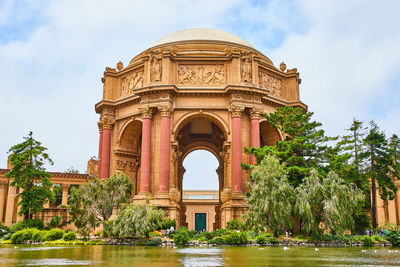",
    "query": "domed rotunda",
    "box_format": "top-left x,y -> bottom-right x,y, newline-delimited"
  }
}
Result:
94,28 -> 306,230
